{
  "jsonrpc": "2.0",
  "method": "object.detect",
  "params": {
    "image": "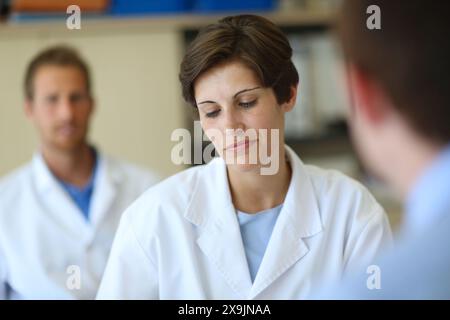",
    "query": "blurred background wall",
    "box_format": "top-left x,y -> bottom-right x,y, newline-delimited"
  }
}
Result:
0,0 -> 402,228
